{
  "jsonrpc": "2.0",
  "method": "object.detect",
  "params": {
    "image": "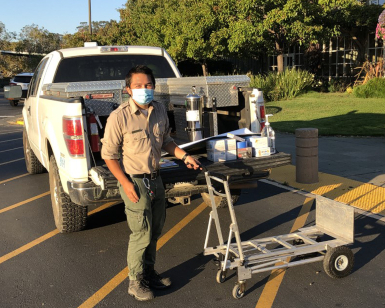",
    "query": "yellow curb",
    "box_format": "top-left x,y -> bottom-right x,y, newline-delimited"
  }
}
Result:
269,165 -> 385,216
